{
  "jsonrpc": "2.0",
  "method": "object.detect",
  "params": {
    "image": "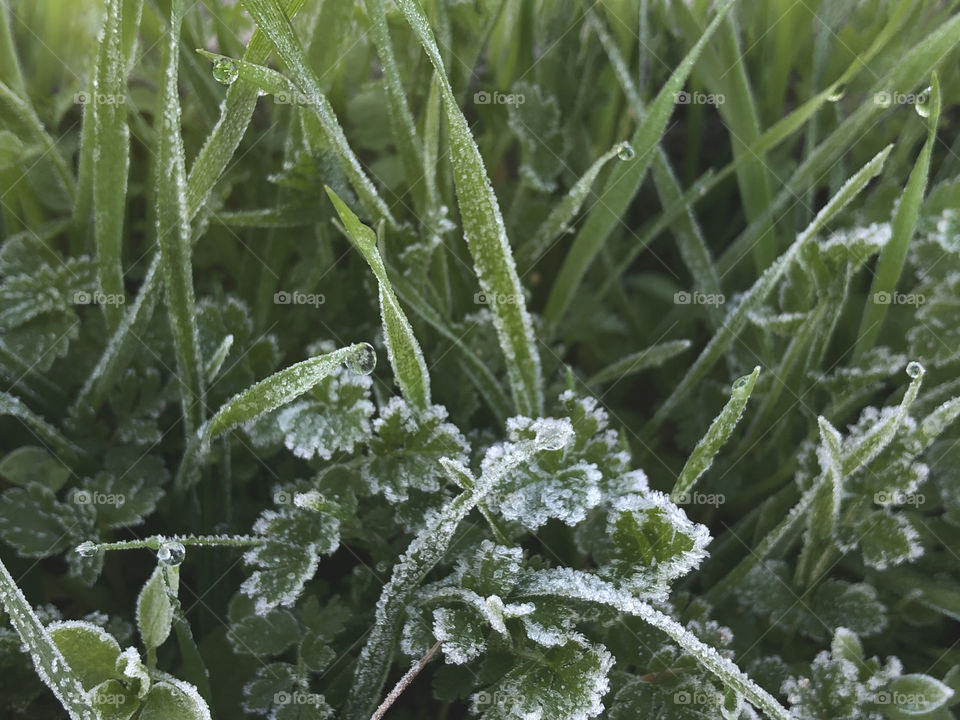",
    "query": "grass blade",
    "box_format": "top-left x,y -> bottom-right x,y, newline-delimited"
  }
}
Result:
240,0 -> 397,227
671,367 -> 759,503
542,0 -> 736,334
587,339 -> 692,385
855,73 -> 941,359
393,0 -> 543,416
0,557 -> 100,720
155,0 -> 205,436
648,146 -> 892,431
327,187 -> 431,409
91,0 -> 132,328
